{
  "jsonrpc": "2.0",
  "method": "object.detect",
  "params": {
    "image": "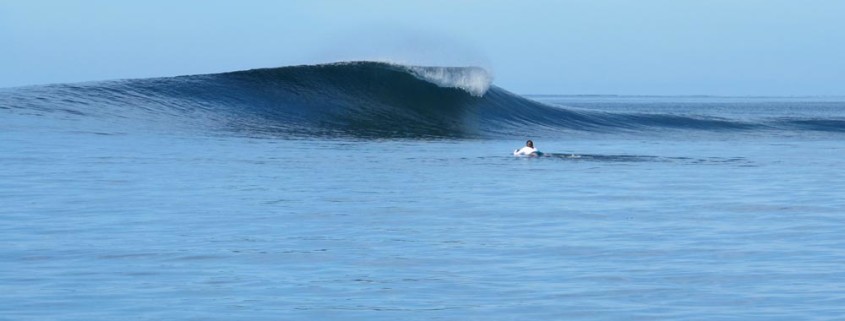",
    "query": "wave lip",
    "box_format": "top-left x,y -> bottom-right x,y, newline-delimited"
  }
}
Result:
322,61 -> 493,97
